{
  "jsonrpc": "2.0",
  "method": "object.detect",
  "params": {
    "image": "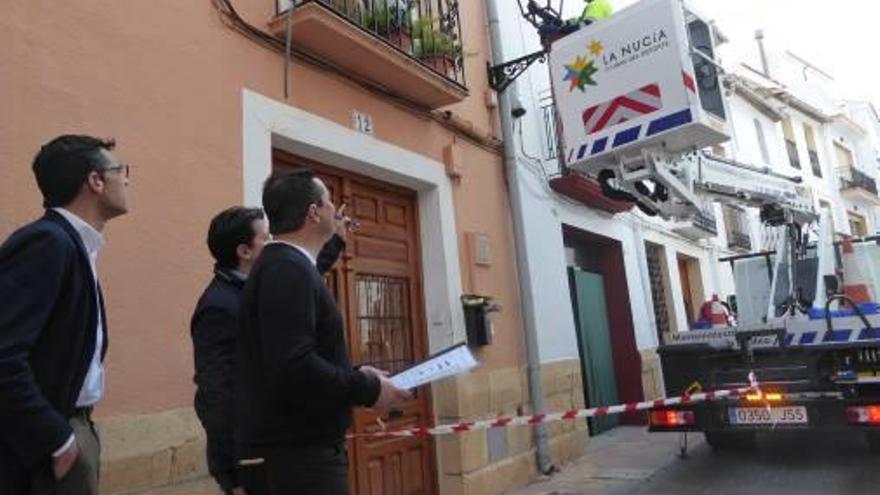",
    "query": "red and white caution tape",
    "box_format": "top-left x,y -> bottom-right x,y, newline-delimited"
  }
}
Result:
353,386 -> 754,439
